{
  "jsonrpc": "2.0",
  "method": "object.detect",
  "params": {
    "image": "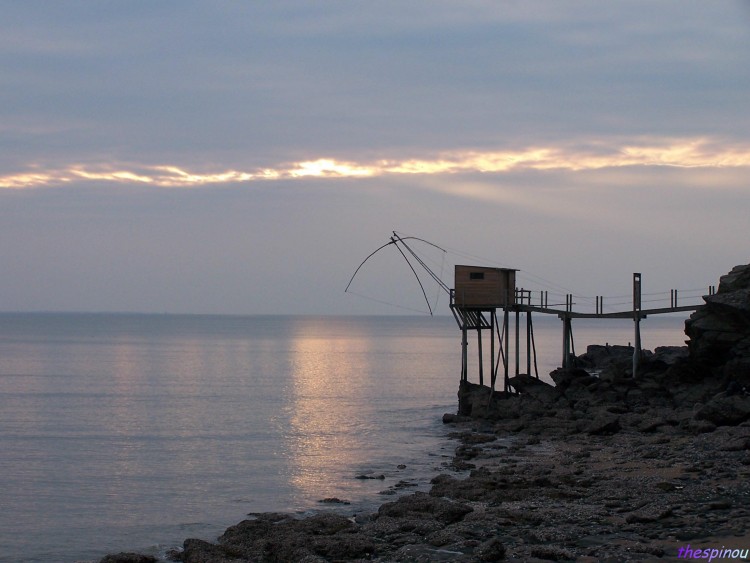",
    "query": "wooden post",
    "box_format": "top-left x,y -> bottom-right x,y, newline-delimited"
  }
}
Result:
490,310 -> 495,388
633,273 -> 642,378
461,325 -> 468,382
562,315 -> 572,369
526,310 -> 531,376
503,308 -> 510,393
490,309 -> 503,391
477,325 -> 484,386
515,308 -> 520,376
